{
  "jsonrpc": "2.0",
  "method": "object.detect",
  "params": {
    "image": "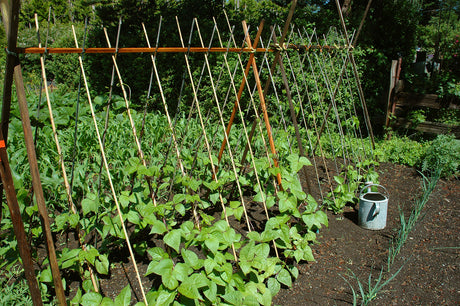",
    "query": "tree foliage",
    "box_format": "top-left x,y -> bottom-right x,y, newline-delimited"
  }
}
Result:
8,0 -> 458,129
